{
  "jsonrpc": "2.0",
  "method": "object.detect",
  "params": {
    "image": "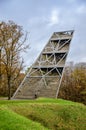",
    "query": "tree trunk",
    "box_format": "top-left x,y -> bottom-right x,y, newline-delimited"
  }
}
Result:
0,49 -> 1,88
7,77 -> 11,100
